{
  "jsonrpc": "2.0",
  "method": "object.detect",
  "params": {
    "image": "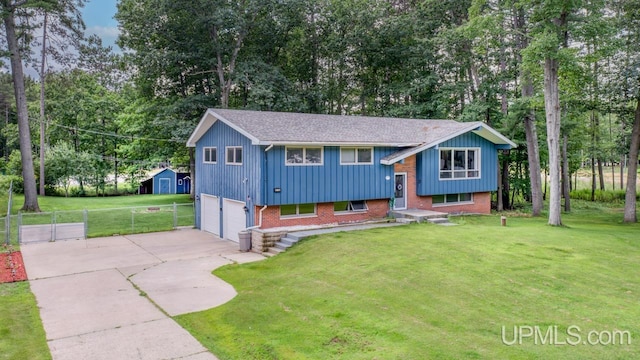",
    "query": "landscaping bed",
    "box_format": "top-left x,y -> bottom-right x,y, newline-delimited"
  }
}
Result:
0,248 -> 27,283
